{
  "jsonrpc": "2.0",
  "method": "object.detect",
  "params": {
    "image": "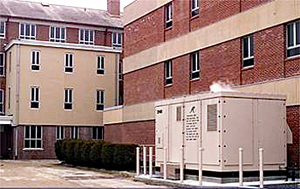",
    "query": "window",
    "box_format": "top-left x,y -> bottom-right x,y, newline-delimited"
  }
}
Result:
96,90 -> 104,111
176,106 -> 181,121
0,21 -> 5,38
0,89 -> 4,113
50,26 -> 66,42
191,52 -> 200,79
112,32 -> 122,47
64,88 -> 73,110
191,0 -> 199,17
30,87 -> 39,109
19,23 -> 36,39
31,51 -> 40,70
56,126 -> 65,140
70,126 -> 79,139
207,104 -> 217,131
165,3 -> 172,28
92,126 -> 104,140
97,56 -> 105,74
79,29 -> 94,45
242,35 -> 254,68
287,21 -> 300,57
65,53 -> 73,73
165,60 -> 172,85
0,53 -> 4,76
24,126 -> 42,149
